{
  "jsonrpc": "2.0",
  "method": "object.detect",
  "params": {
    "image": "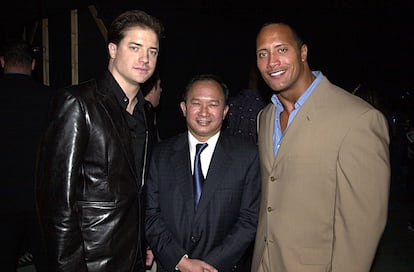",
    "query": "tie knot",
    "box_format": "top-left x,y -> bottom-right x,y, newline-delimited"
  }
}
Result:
196,143 -> 208,155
